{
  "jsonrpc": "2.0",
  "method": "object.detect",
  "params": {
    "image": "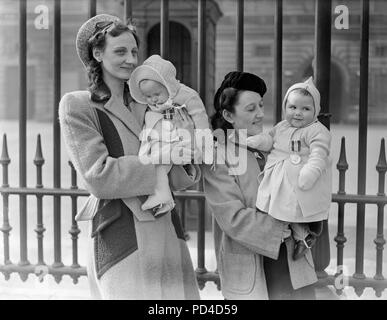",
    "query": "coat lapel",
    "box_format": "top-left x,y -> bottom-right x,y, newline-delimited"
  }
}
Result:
103,96 -> 144,138
130,100 -> 147,130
